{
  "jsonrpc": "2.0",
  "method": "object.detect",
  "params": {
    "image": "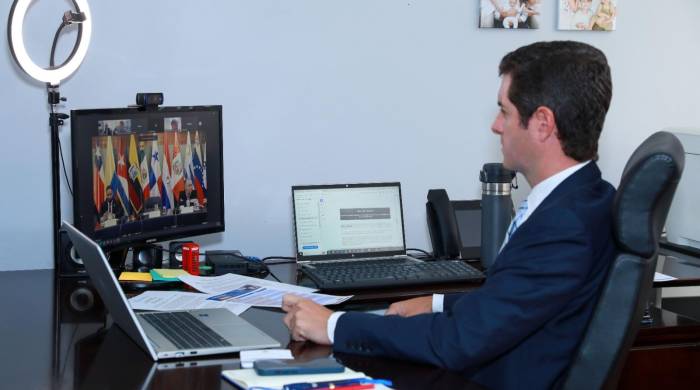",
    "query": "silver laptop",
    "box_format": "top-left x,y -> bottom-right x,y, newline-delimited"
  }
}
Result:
292,182 -> 420,265
62,221 -> 280,361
